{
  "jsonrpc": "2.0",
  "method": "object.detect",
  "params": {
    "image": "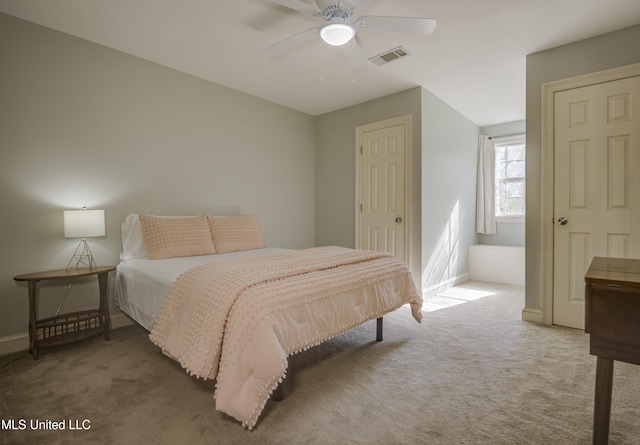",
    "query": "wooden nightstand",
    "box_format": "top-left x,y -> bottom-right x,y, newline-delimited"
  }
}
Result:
585,257 -> 640,445
14,266 -> 116,360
